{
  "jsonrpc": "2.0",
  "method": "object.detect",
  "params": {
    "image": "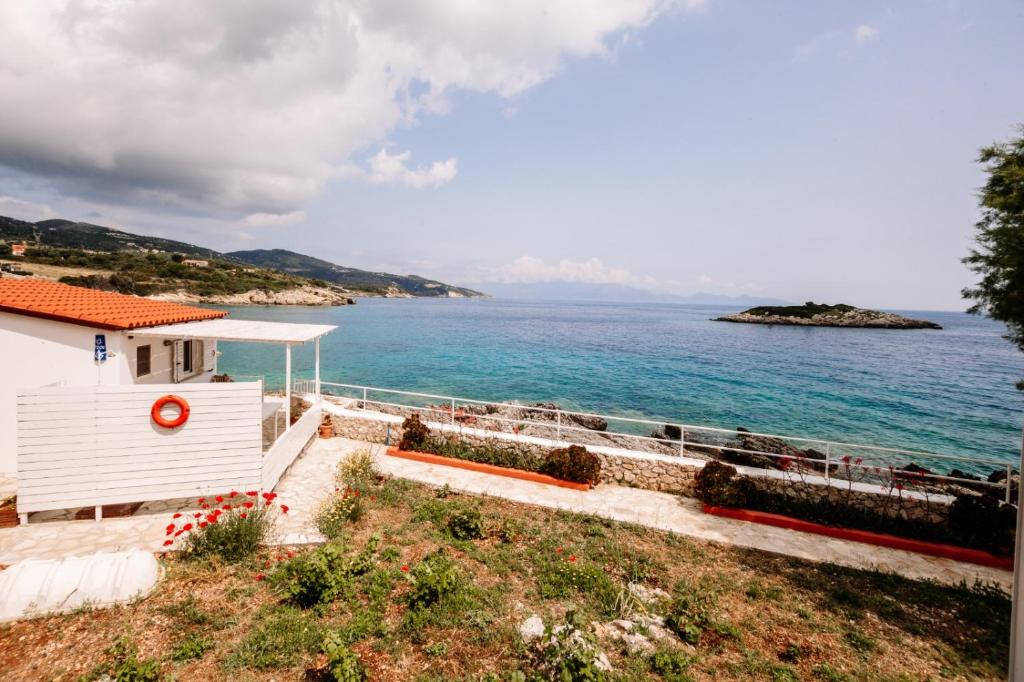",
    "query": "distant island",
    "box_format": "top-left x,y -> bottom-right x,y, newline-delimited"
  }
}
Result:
0,215 -> 483,305
714,302 -> 942,329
